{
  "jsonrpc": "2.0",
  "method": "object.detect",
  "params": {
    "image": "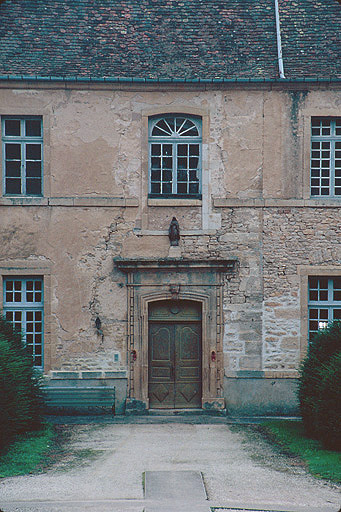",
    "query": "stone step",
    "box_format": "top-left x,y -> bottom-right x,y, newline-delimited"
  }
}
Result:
147,408 -> 226,416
